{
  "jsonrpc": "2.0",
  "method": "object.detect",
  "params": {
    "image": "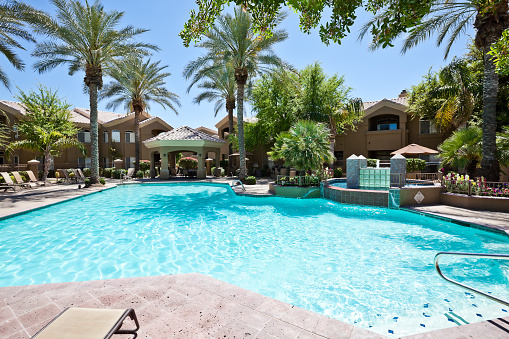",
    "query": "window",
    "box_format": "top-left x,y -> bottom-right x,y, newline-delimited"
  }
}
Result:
0,154 -> 4,165
419,120 -> 438,134
13,124 -> 18,138
103,158 -> 109,168
77,130 -> 91,143
376,118 -> 398,131
103,130 -> 108,143
14,155 -> 19,165
78,157 -> 91,168
125,157 -> 135,169
125,130 -> 134,143
111,130 -> 120,143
